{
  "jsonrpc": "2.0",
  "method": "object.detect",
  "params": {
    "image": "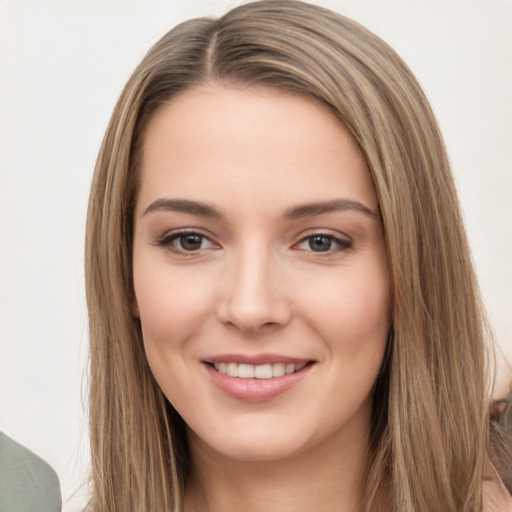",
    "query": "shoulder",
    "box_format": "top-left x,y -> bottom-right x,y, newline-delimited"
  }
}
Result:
0,432 -> 61,512
484,463 -> 512,512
